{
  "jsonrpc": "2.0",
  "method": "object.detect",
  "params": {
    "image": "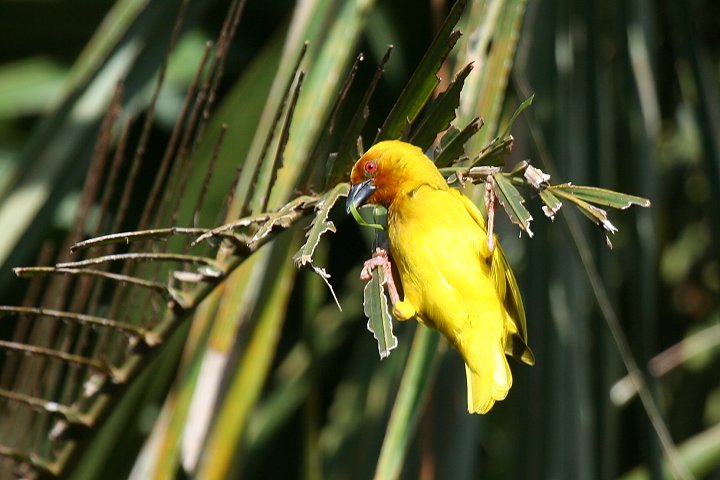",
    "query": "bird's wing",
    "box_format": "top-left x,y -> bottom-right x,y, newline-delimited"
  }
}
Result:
493,245 -> 534,365
450,189 -> 535,366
